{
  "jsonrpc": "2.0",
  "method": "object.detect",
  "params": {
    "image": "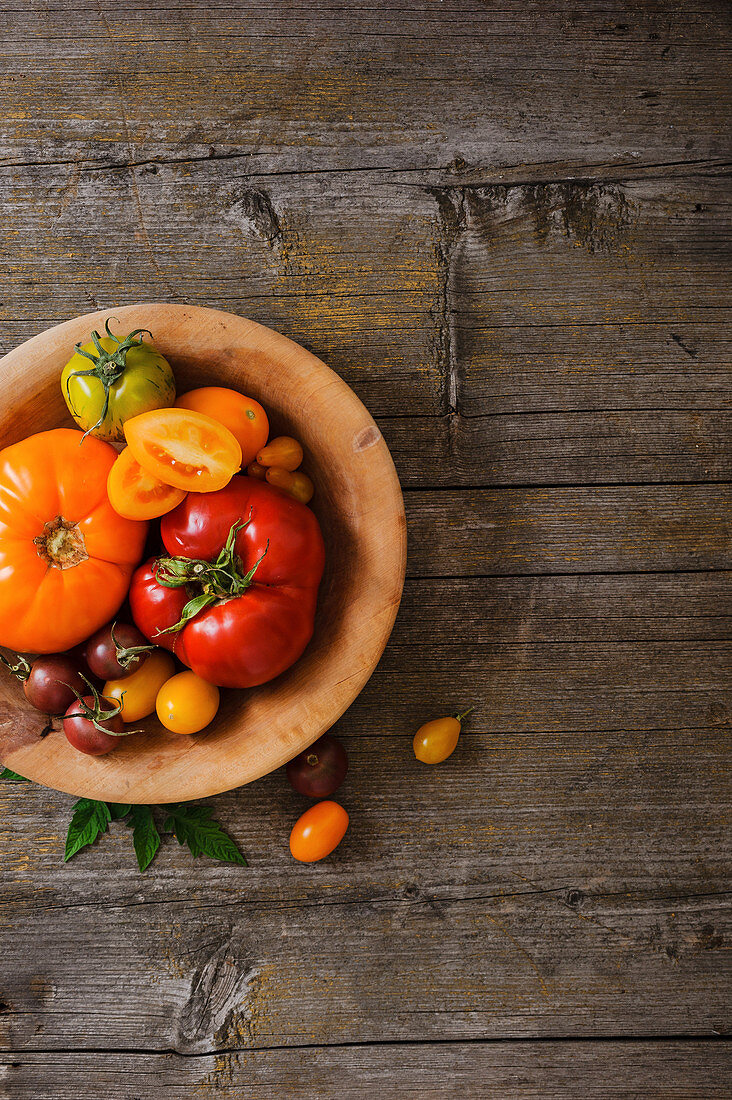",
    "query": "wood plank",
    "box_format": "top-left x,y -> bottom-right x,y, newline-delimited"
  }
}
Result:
2,1042 -> 730,1099
406,485 -> 731,576
1,1 -> 729,175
